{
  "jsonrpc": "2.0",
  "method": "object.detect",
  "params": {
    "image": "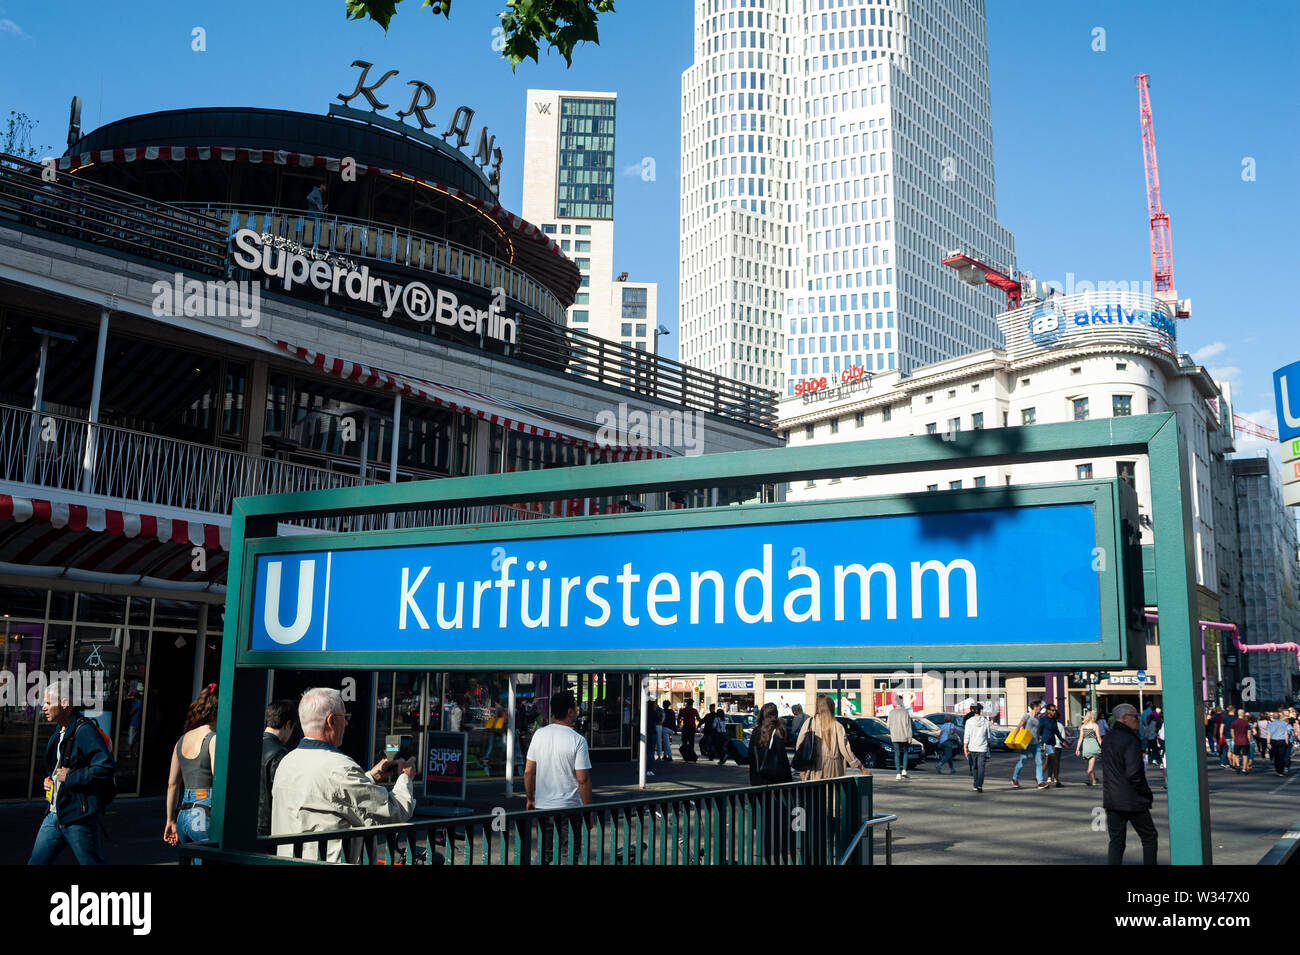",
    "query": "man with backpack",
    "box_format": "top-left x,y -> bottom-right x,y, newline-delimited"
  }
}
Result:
28,679 -> 116,865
